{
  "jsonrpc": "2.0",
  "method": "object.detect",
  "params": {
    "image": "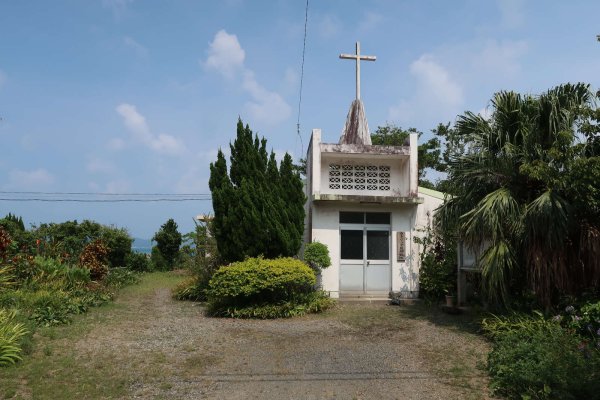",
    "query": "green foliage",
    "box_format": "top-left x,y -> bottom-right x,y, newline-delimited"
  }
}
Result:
174,220 -> 220,302
125,252 -> 151,272
415,215 -> 456,301
208,257 -> 315,304
211,291 -> 335,319
0,309 -> 28,366
152,219 -> 182,268
483,313 -> 600,399
209,118 -> 305,263
207,257 -> 323,318
103,268 -> 140,289
150,246 -> 168,271
172,276 -> 204,301
437,83 -> 600,307
371,124 -> 443,189
303,242 -> 331,273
